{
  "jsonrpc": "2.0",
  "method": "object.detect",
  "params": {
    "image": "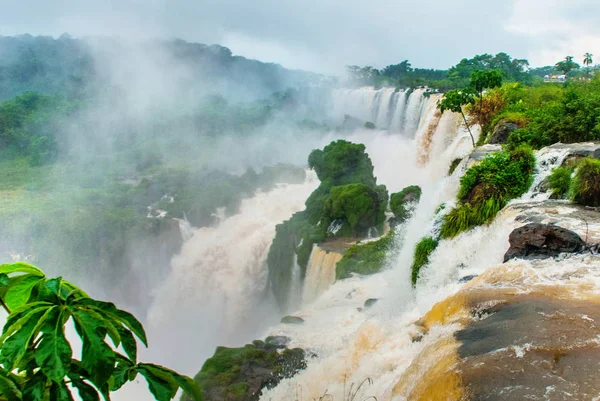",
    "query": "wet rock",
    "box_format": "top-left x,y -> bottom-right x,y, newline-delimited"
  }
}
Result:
364,121 -> 376,130
183,341 -> 306,401
459,275 -> 478,283
487,119 -> 519,144
281,315 -> 305,324
364,298 -> 379,308
265,335 -> 291,349
503,223 -> 585,262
